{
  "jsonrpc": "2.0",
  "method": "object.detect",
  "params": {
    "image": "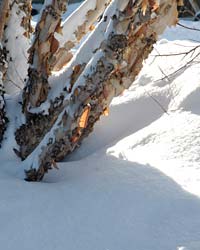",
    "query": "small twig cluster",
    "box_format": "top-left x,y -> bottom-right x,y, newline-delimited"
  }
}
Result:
145,24 -> 200,115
